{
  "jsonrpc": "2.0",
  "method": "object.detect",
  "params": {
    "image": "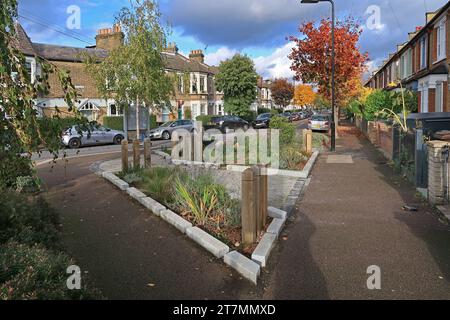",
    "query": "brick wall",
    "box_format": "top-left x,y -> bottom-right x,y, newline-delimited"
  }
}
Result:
427,140 -> 450,205
44,61 -> 101,99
